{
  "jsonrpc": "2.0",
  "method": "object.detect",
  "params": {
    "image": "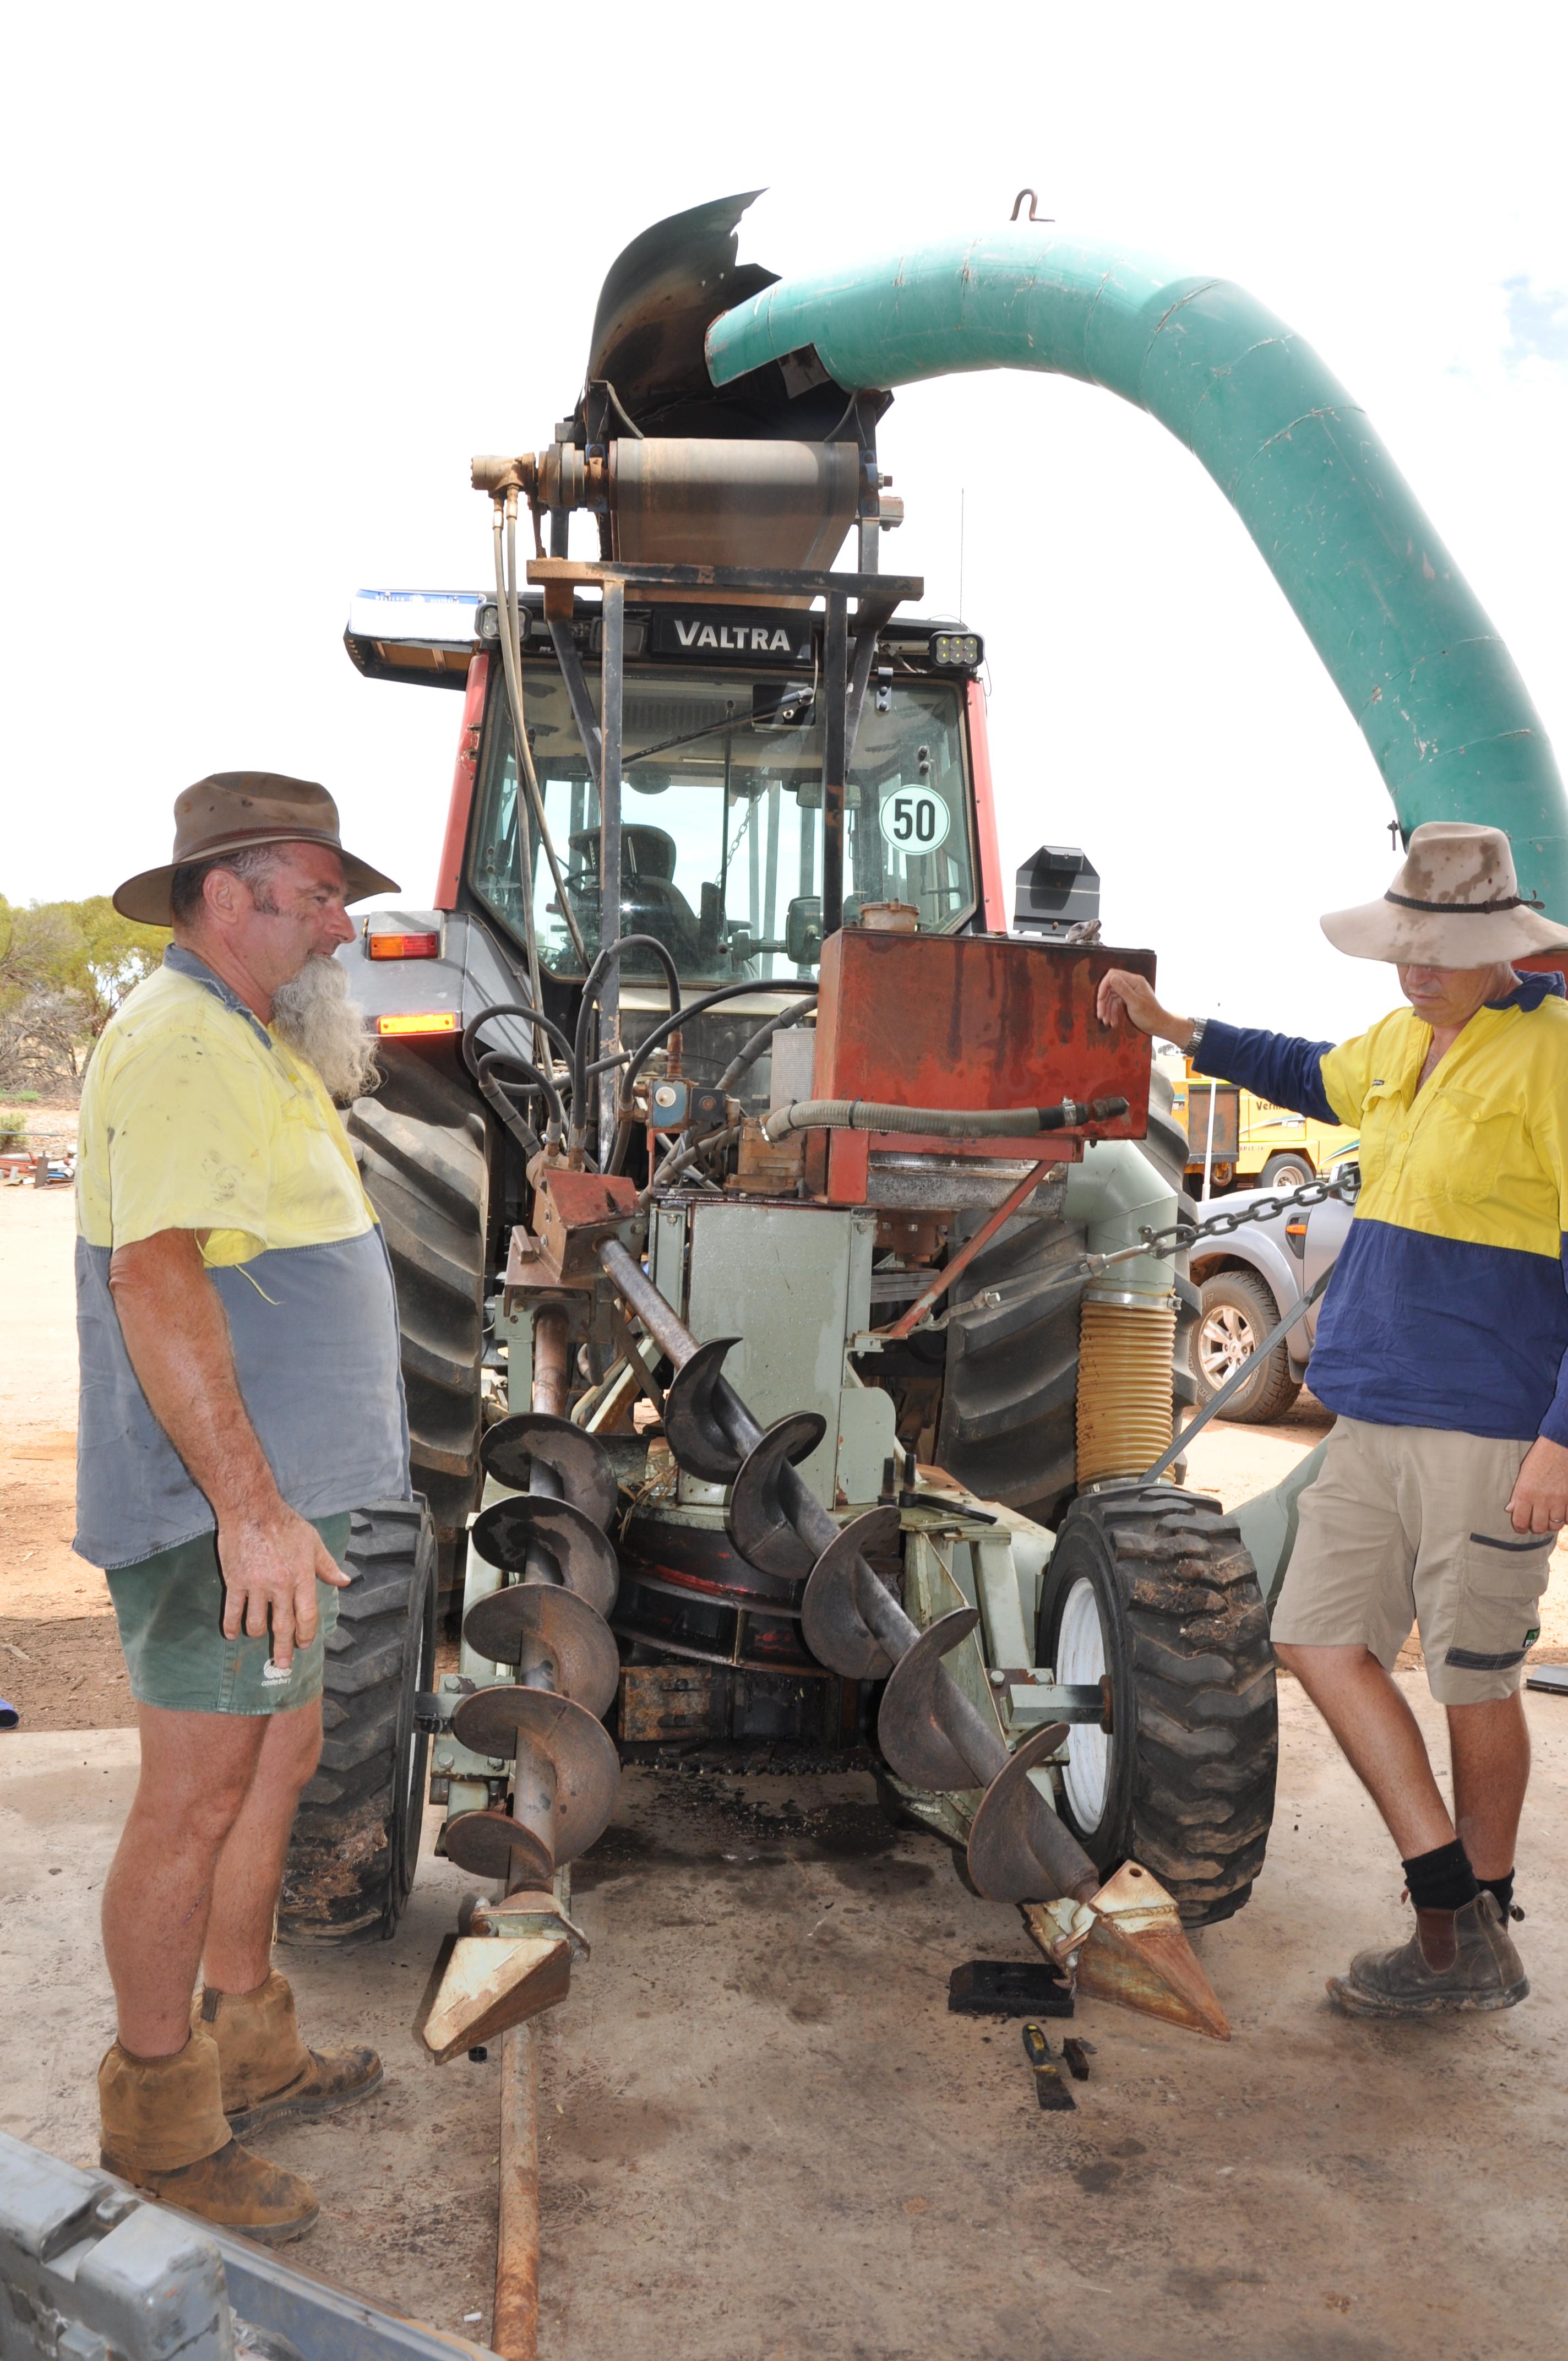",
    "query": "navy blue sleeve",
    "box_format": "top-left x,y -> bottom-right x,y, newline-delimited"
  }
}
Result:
1194,1021 -> 1338,1127
1543,1245 -> 1568,1448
